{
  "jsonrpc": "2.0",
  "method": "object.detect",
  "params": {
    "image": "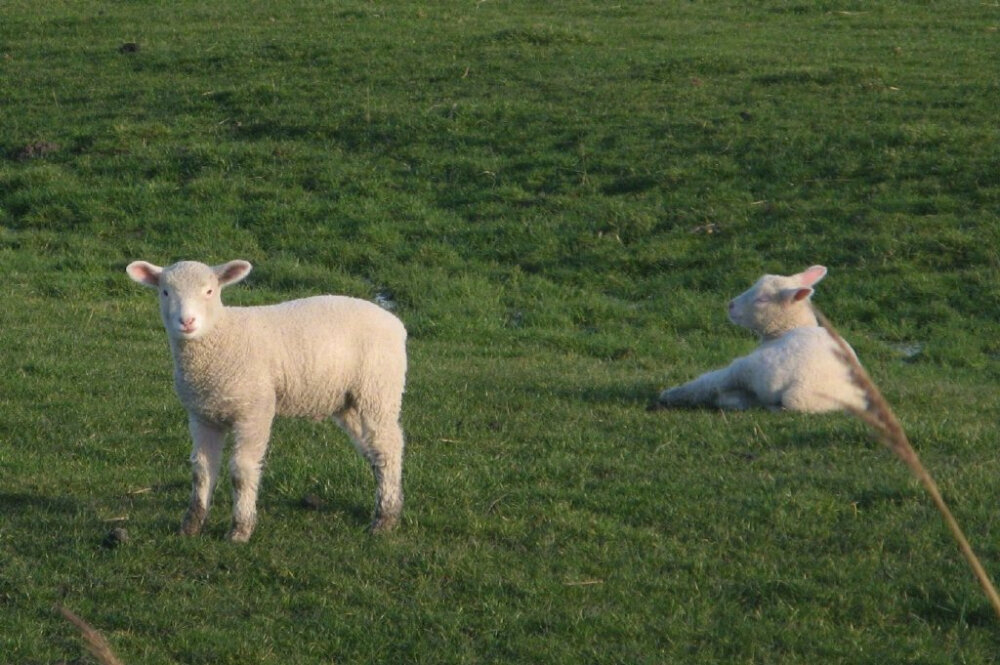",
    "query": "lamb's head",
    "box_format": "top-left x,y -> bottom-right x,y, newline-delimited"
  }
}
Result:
126,259 -> 252,341
727,265 -> 827,339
